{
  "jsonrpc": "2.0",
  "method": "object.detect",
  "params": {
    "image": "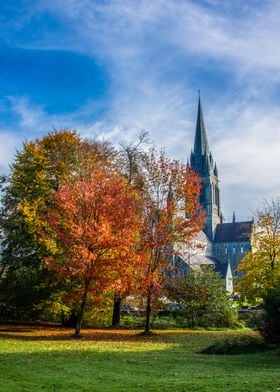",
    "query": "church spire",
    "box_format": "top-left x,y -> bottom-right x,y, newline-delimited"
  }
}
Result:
190,95 -> 212,177
189,95 -> 222,241
193,95 -> 210,158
